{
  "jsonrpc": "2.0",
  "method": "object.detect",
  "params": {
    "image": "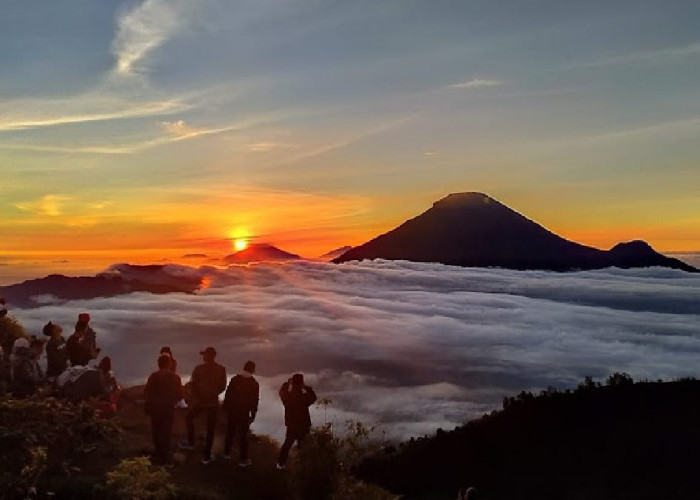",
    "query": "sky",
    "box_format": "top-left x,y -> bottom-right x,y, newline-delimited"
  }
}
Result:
12,260 -> 700,440
2,0 -> 700,274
